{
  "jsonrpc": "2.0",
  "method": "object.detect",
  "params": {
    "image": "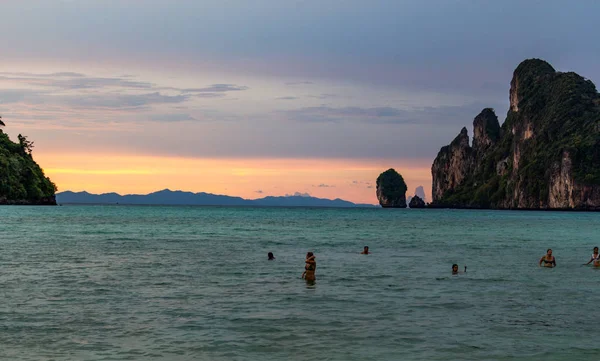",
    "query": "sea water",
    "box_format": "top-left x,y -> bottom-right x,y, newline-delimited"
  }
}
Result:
1,205 -> 599,361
